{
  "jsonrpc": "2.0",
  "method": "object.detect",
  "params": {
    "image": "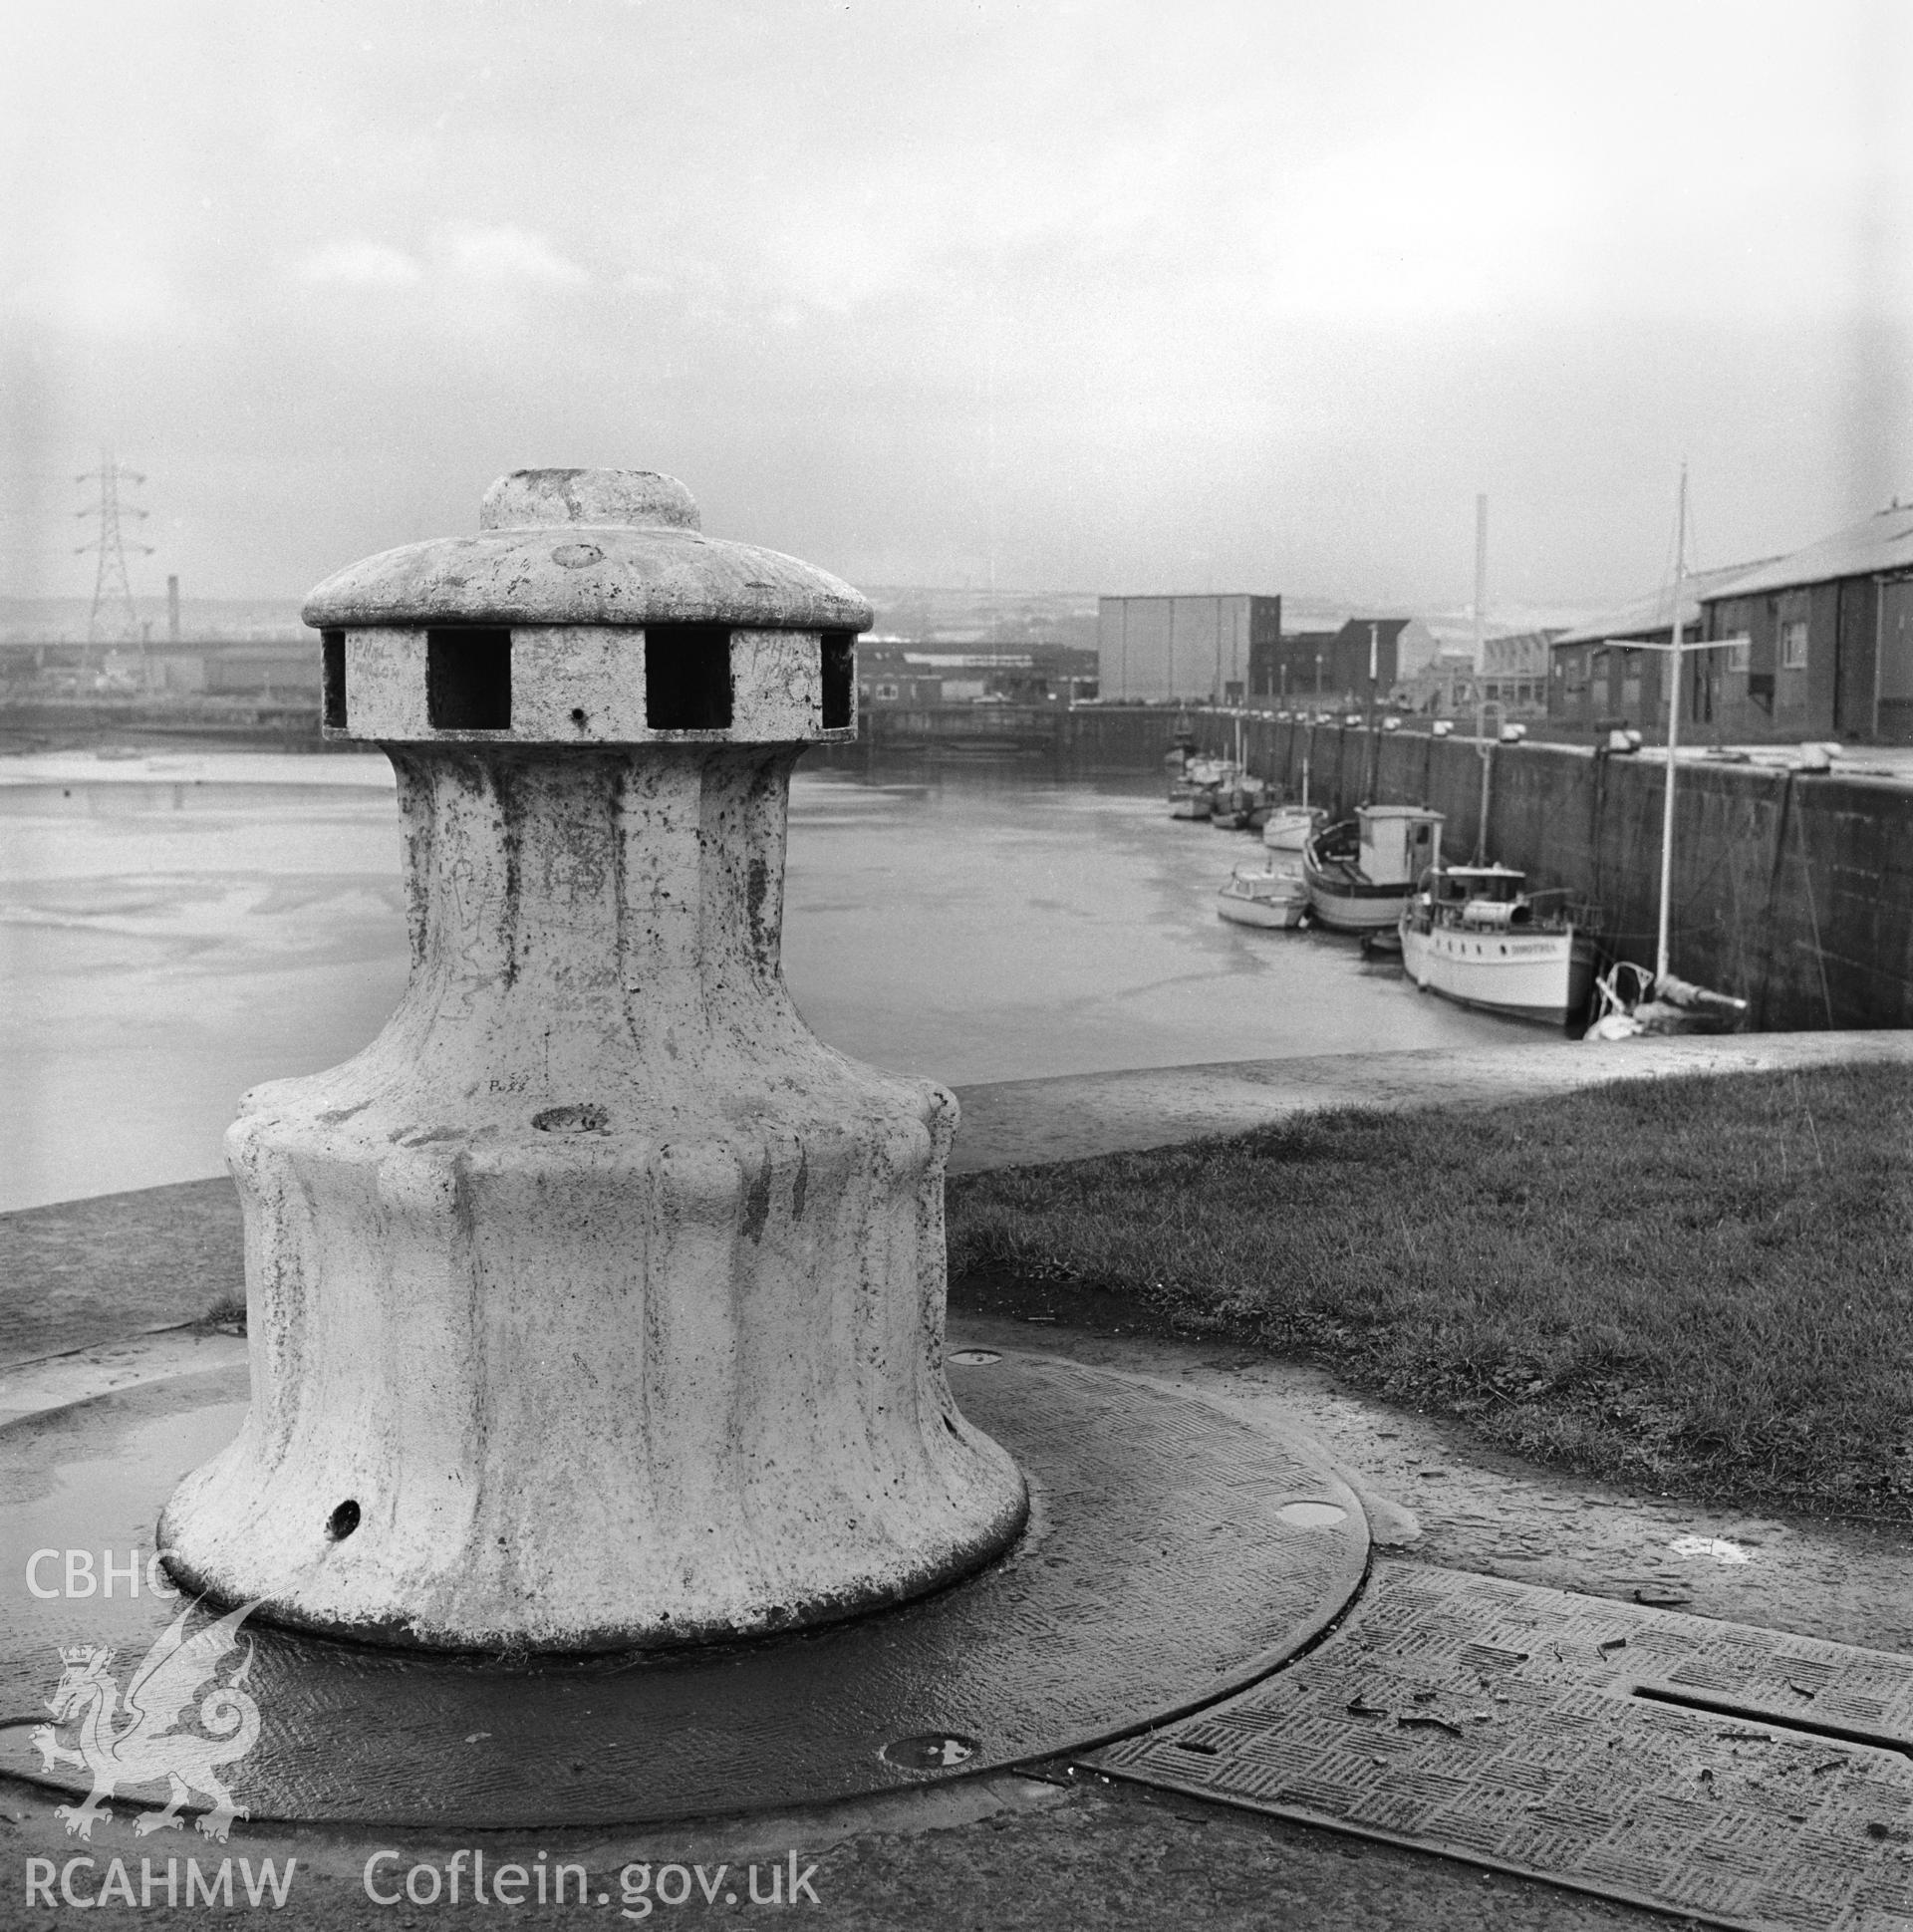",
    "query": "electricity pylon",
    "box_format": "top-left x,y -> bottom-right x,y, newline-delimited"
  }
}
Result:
76,451 -> 152,661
